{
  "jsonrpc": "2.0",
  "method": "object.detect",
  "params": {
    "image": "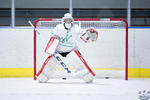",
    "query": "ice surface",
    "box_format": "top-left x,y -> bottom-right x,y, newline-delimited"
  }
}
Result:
0,78 -> 150,100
